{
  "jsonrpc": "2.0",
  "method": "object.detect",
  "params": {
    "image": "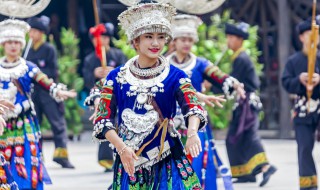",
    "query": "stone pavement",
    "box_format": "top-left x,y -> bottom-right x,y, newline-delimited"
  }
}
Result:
42,132 -> 320,190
